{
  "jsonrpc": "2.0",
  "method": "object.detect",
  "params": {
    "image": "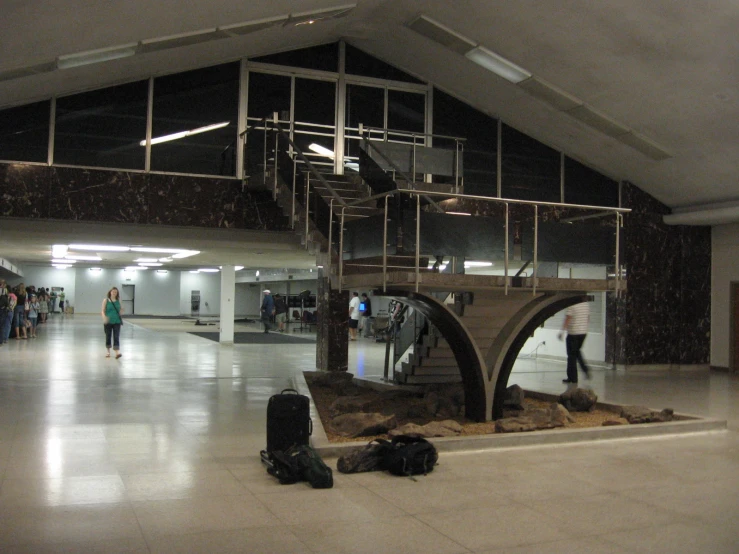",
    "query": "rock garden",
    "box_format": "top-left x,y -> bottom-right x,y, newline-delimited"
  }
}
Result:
304,371 -> 681,442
